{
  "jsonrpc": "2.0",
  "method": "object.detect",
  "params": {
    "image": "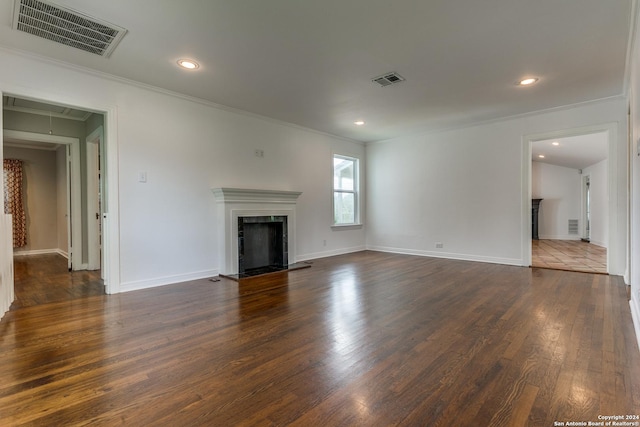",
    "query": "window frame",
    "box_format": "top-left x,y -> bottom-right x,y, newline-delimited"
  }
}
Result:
332,154 -> 360,226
